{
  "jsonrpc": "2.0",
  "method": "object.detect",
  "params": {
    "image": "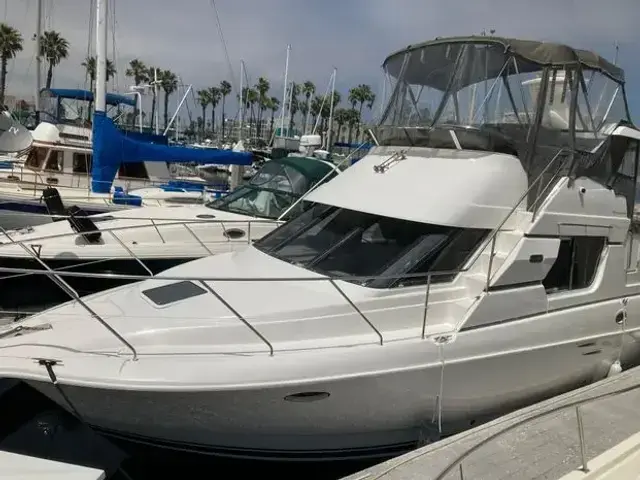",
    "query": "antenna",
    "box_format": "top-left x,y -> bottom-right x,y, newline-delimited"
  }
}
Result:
614,41 -> 620,65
